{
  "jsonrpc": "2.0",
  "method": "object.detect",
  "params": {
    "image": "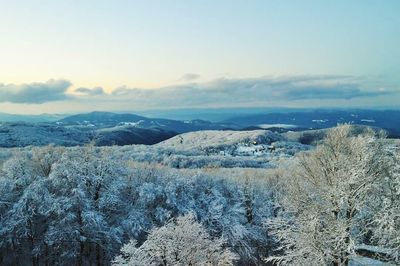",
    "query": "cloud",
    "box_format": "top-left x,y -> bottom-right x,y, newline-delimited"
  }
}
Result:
74,87 -> 105,96
197,76 -> 394,102
0,79 -> 71,104
111,86 -> 134,96
281,85 -> 390,100
180,73 -> 200,81
1,75 -> 397,109
66,75 -> 393,110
